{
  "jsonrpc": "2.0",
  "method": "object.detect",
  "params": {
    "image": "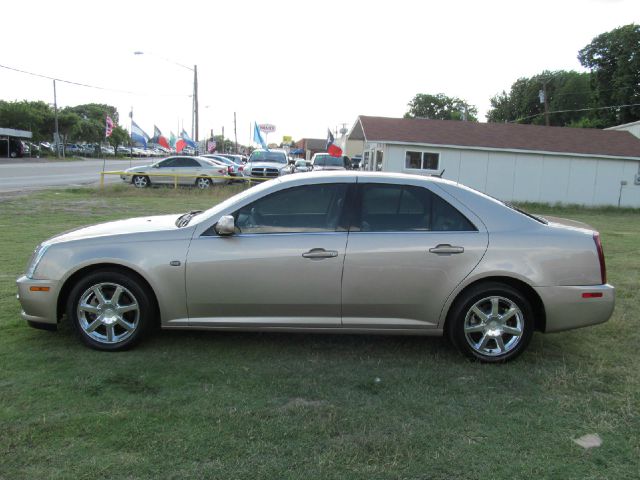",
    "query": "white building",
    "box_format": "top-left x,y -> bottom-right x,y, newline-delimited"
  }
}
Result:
606,119 -> 640,139
348,116 -> 640,207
